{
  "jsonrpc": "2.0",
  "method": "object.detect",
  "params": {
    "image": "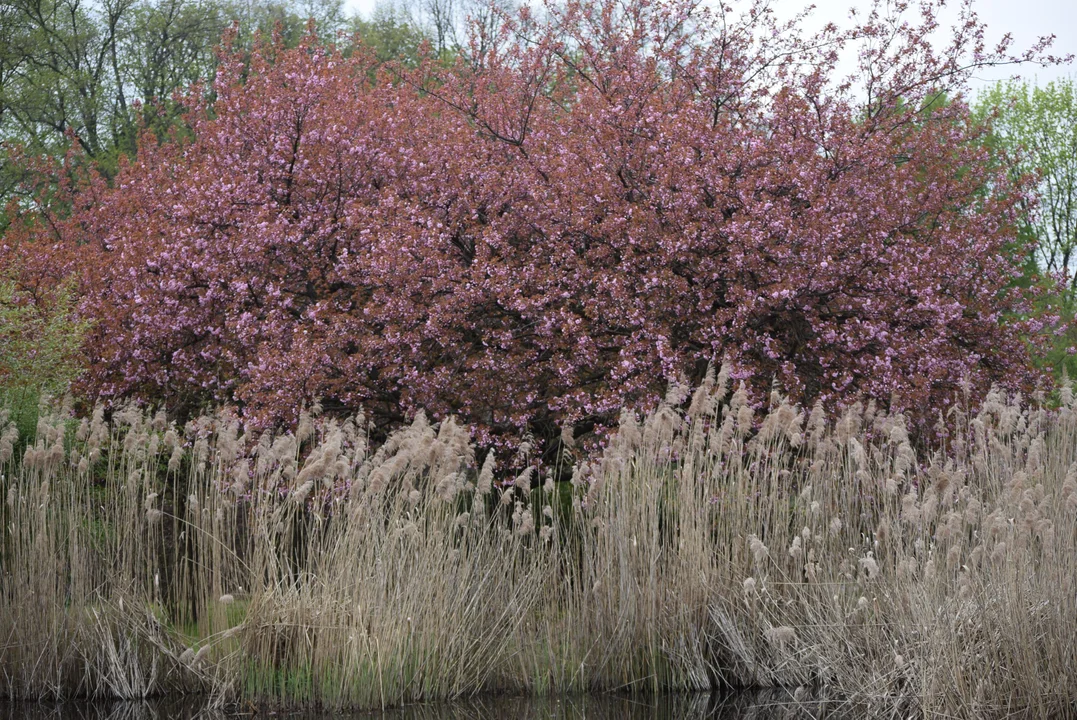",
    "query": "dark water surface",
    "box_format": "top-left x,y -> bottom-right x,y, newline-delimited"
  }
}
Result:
0,692 -> 844,720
